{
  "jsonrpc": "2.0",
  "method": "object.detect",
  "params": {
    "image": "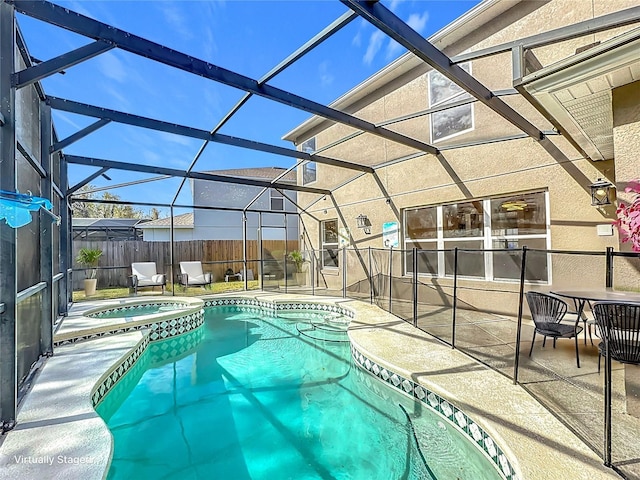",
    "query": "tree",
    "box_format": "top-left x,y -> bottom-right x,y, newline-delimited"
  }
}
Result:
71,184 -> 145,219
149,207 -> 161,220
